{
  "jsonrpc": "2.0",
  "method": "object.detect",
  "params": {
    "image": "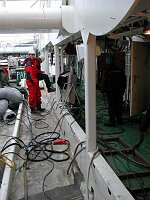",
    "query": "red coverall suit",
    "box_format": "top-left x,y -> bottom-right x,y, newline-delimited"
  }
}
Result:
35,58 -> 54,92
24,58 -> 41,111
